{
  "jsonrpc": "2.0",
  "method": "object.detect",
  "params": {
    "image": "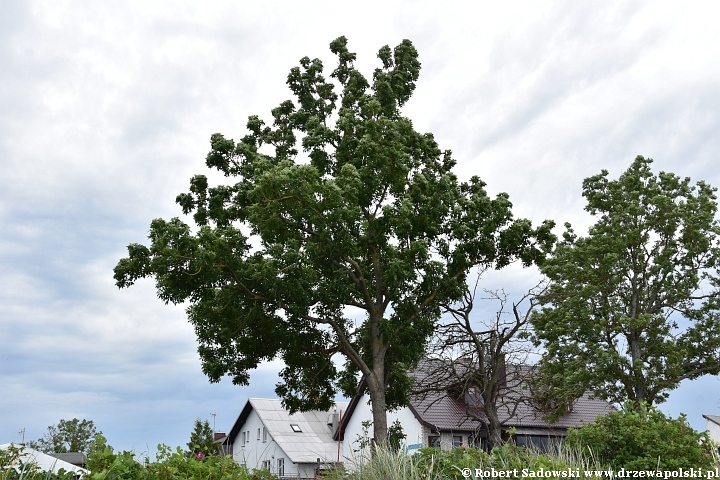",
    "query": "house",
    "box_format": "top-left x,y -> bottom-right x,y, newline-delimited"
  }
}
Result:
213,431 -> 232,456
224,365 -> 613,473
0,443 -> 90,478
335,362 -> 614,458
335,389 -> 612,458
225,398 -> 349,478
703,414 -> 720,444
